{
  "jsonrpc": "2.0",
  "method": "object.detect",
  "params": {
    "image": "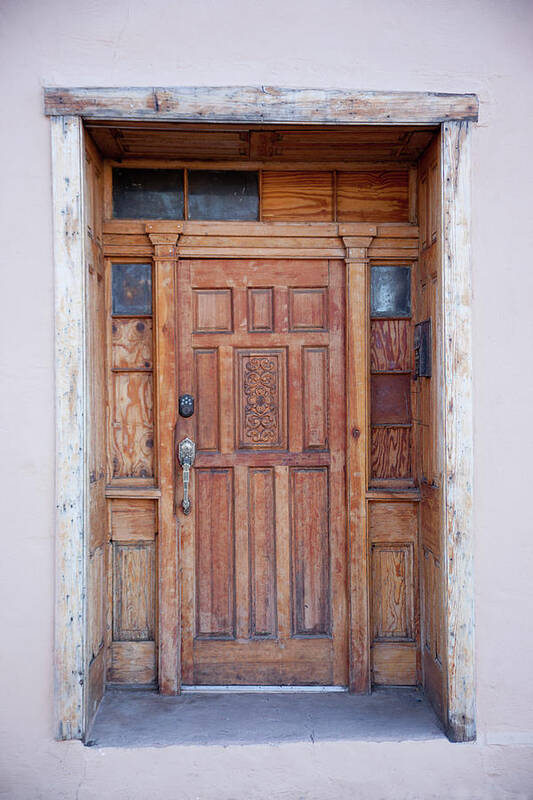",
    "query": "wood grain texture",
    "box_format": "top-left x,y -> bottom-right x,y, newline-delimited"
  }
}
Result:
52,115 -> 86,740
370,319 -> 411,372
290,468 -> 330,636
261,171 -> 333,221
303,347 -> 328,450
369,501 -> 418,542
345,256 -> 370,692
180,257 -> 346,685
108,641 -> 156,684
111,498 -> 156,541
85,129 -> 107,732
152,238 -> 179,694
193,289 -> 233,332
88,546 -> 105,658
372,642 -> 417,685
248,288 -> 273,332
371,374 -> 411,425
111,372 -> 154,477
371,426 -> 412,480
112,542 -> 156,640
442,121 -> 475,741
44,87 -> 479,123
191,259 -> 328,288
194,349 -> 220,451
337,171 -> 409,222
371,544 -> 414,640
289,288 -> 328,331
195,468 -> 235,638
249,468 -> 277,638
111,318 -> 152,369
87,124 -> 436,164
